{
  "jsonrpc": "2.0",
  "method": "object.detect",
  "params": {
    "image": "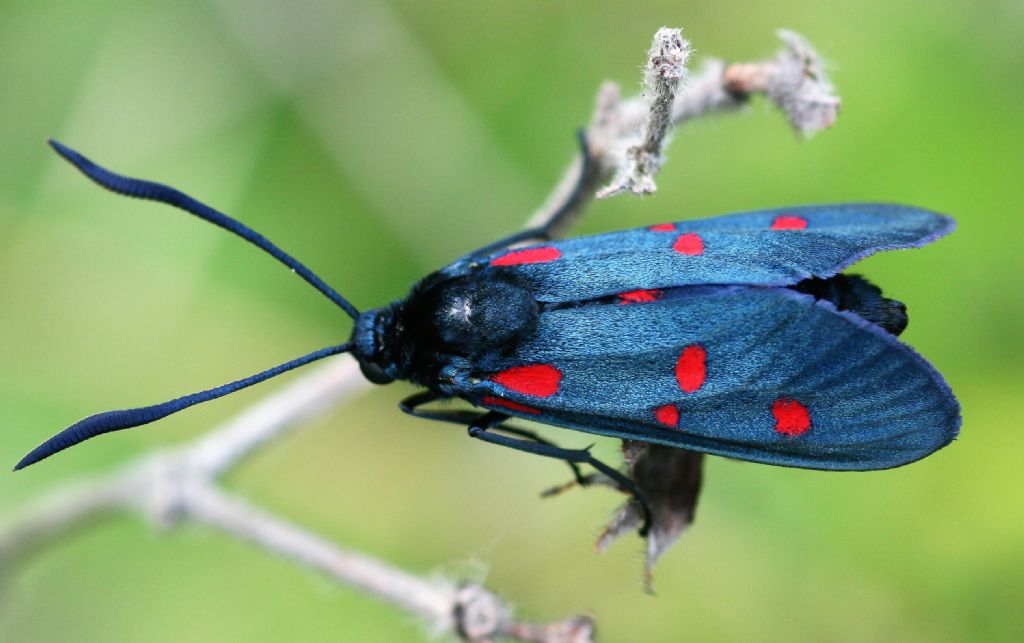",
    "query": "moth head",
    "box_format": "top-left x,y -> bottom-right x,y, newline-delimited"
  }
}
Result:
351,307 -> 398,385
